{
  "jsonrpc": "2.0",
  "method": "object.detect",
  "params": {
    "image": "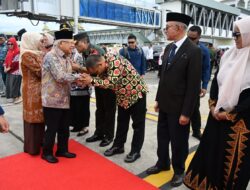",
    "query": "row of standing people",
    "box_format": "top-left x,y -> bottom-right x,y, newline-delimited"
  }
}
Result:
4,12 -> 250,189
20,24 -> 148,165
